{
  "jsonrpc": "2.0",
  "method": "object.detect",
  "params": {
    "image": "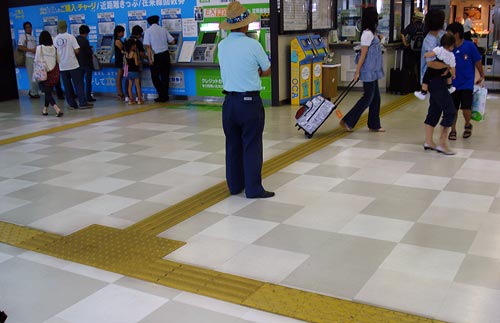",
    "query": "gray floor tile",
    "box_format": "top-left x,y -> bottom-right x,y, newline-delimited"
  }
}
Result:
36,137 -> 74,145
470,150 -> 500,161
330,180 -> 391,198
107,128 -> 165,143
140,301 -> 253,323
114,276 -> 182,299
362,196 -> 432,221
109,201 -> 169,222
254,224 -> 336,255
353,140 -> 398,150
0,243 -> 26,256
196,153 -> 226,165
489,198 -> 500,214
300,146 -> 343,163
263,172 -> 300,191
283,233 -> 395,299
444,179 -> 500,196
17,169 -> 70,182
454,254 -> 500,290
0,257 -> 105,323
409,157 -> 467,177
306,164 -> 359,178
159,211 -> 227,241
110,182 -> 169,200
110,159 -> 184,181
31,146 -> 97,160
401,223 -> 477,253
108,144 -> 151,154
233,200 -> 303,223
